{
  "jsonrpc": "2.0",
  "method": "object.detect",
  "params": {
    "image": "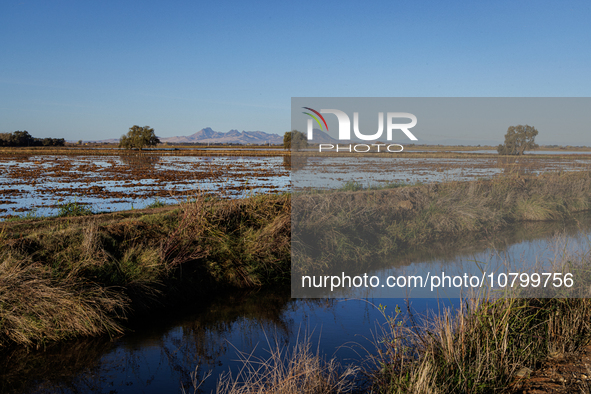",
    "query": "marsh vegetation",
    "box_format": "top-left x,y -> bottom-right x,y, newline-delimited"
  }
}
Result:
0,193 -> 290,348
